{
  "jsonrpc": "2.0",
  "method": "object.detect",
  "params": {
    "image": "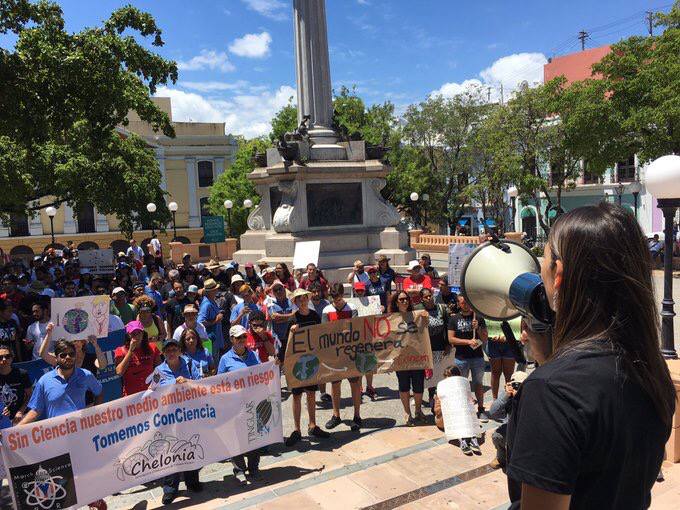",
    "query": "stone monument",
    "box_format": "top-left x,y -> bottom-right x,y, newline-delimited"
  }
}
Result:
233,0 -> 415,279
